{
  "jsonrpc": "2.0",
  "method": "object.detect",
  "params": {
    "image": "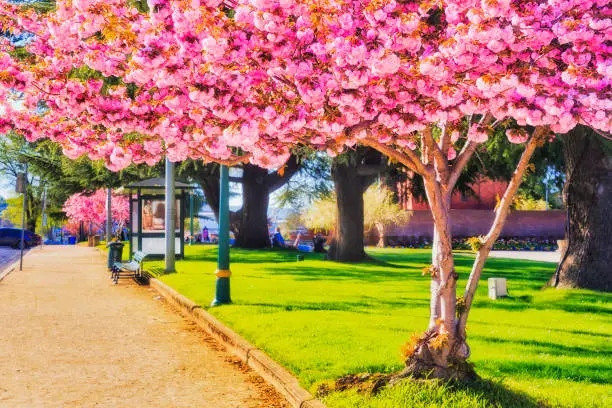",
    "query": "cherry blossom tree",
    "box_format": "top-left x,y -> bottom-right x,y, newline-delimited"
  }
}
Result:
63,189 -> 129,237
1,0 -> 610,379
